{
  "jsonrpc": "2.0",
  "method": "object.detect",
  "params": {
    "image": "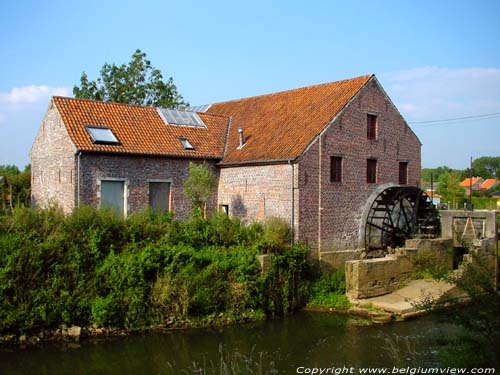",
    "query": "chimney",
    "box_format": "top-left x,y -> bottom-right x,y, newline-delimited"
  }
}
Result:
238,128 -> 245,149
